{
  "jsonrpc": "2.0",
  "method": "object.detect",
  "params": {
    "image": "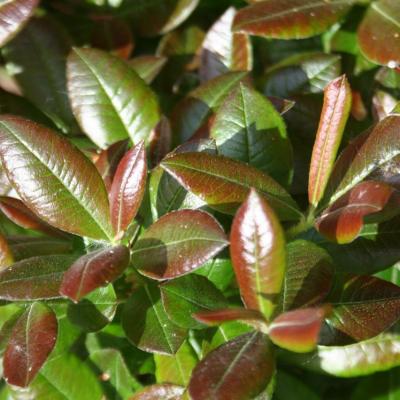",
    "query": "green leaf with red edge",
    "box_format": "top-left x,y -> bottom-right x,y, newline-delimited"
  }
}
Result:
230,189 -> 286,319
59,245 -> 130,303
129,56 -> 167,84
67,47 -> 160,148
0,255 -> 77,301
131,384 -> 185,400
0,116 -> 113,240
109,141 -> 147,237
283,240 -> 334,311
0,0 -> 39,47
160,274 -> 228,329
211,83 -> 293,187
322,274 -> 400,344
308,75 -> 352,207
200,7 -> 252,82
122,285 -> 186,355
0,233 -> 13,269
170,71 -> 248,142
233,0 -> 355,39
316,180 -> 399,244
161,152 -> 301,220
132,209 -> 228,280
0,196 -> 67,238
3,302 -> 57,388
268,306 -> 330,353
358,0 -> 400,66
2,16 -> 77,134
188,332 -> 275,400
